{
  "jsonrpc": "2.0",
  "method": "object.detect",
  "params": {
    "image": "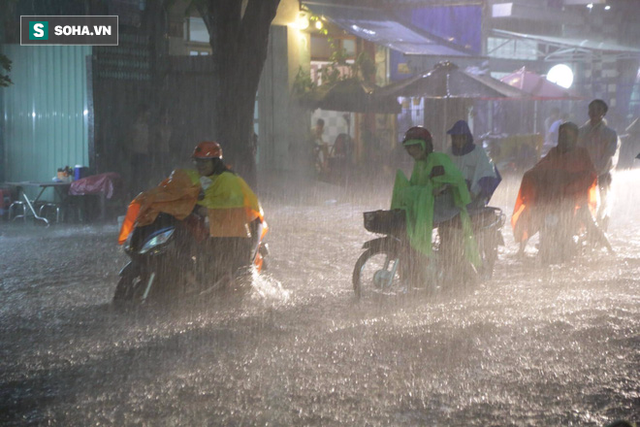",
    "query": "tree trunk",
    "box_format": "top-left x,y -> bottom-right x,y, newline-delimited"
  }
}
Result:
195,0 -> 281,188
